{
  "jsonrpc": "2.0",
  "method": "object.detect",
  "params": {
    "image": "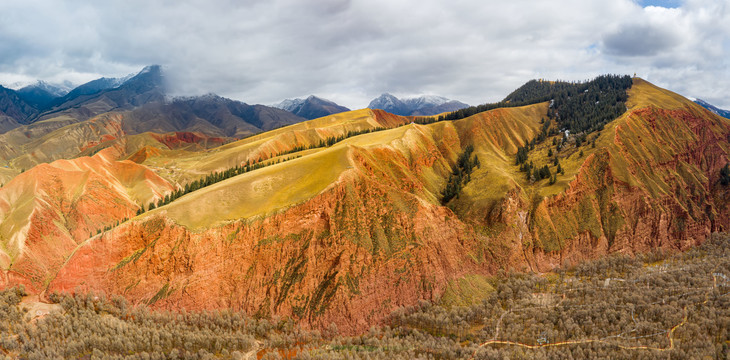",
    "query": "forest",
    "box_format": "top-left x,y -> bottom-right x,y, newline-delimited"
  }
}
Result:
415,74 -> 632,135
1,233 -> 727,359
